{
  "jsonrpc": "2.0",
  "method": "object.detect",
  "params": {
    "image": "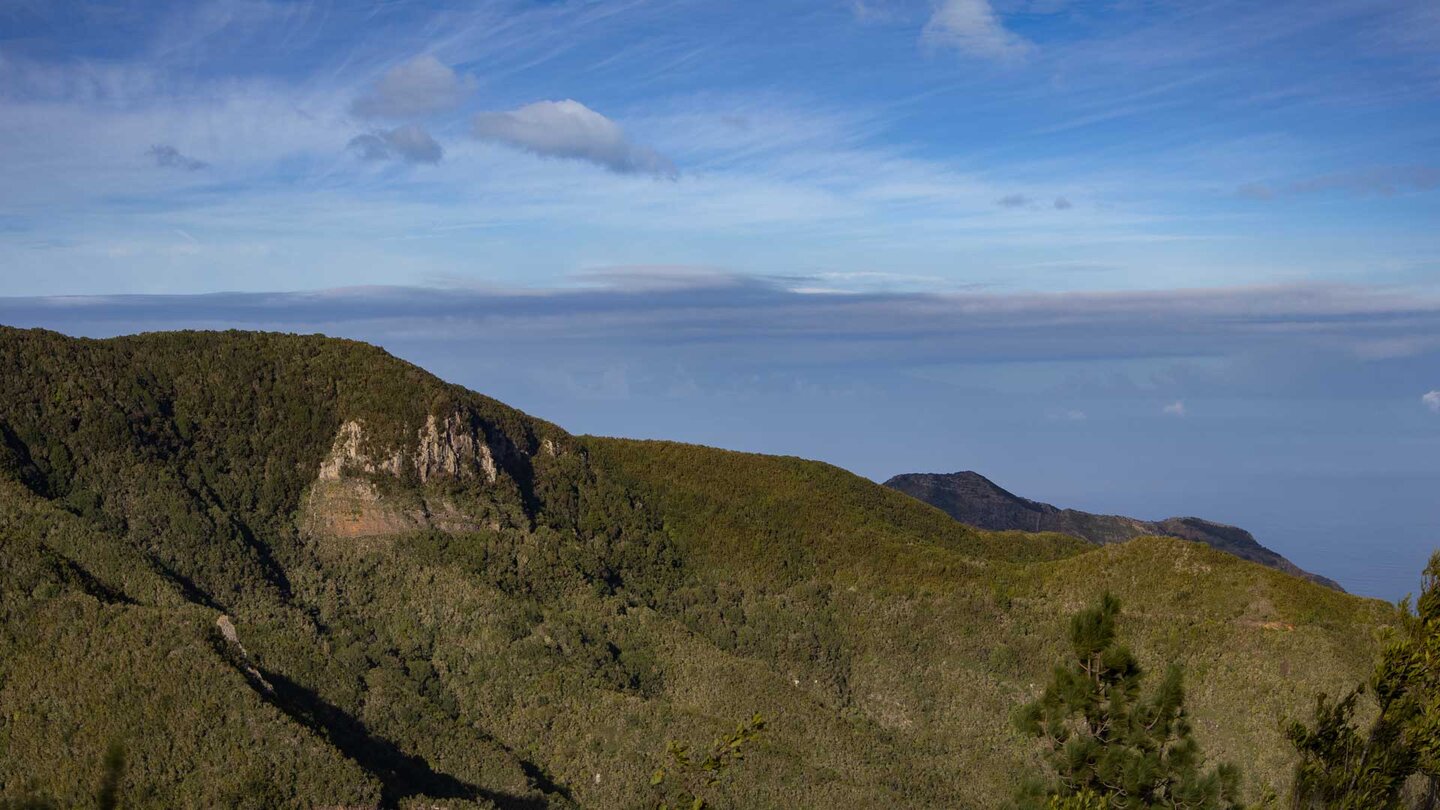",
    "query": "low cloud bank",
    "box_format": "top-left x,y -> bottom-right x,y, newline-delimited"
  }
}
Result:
4,274 -> 1437,372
